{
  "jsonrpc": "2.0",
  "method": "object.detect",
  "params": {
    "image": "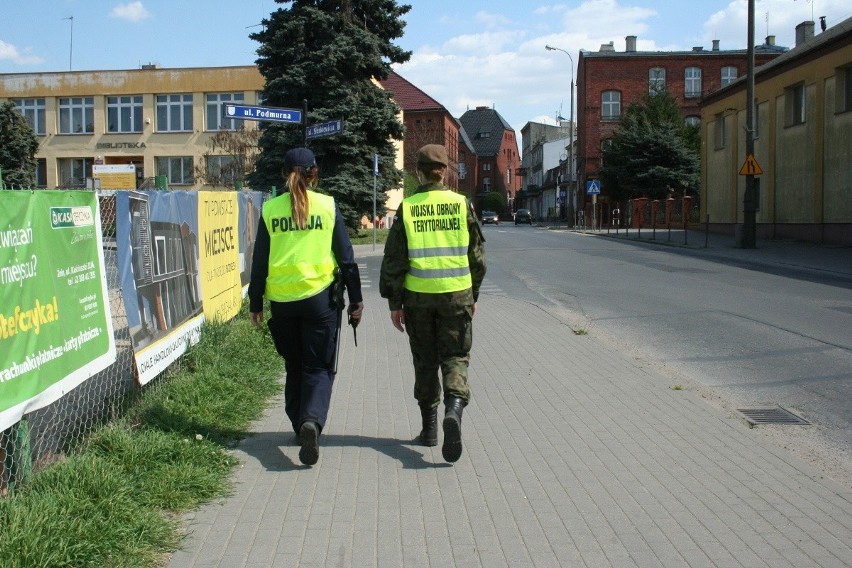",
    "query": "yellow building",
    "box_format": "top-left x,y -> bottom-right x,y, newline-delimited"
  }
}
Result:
701,18 -> 852,245
1,64 -> 406,217
1,65 -> 266,189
